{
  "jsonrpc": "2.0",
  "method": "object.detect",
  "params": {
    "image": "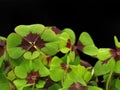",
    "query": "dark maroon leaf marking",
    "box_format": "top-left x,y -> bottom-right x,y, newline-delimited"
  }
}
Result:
46,56 -> 52,65
42,77 -> 55,88
26,71 -> 40,84
66,39 -> 72,48
69,82 -> 87,90
19,32 -> 46,53
35,36 -> 46,49
109,48 -> 120,61
19,39 -> 31,51
4,61 -> 10,70
102,48 -> 120,64
77,41 -> 84,51
80,60 -> 91,68
51,26 -> 62,34
102,57 -> 112,64
115,48 -> 120,61
0,40 -> 6,57
61,63 -> 72,73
